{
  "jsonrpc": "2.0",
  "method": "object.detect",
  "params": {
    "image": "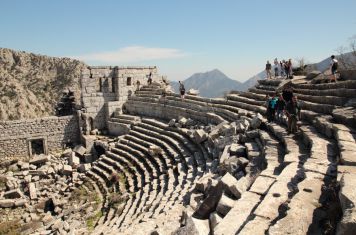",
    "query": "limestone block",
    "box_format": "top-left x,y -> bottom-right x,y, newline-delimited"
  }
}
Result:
62,165 -> 72,175
216,194 -> 235,216
29,182 -> 37,199
0,199 -> 15,208
178,117 -> 188,126
184,216 -> 210,235
250,113 -> 263,129
214,191 -> 261,235
30,155 -> 51,165
340,150 -> 356,166
209,212 -> 222,230
193,129 -> 208,144
239,216 -> 270,235
220,172 -> 241,198
219,145 -> 230,165
249,175 -> 276,195
193,181 -> 224,219
78,163 -> 91,173
168,119 -> 176,127
69,153 -> 80,166
73,145 -> 86,156
4,189 -> 23,199
229,144 -> 245,155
